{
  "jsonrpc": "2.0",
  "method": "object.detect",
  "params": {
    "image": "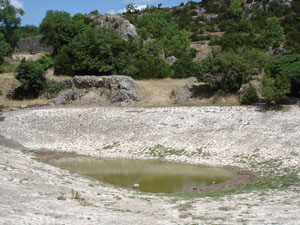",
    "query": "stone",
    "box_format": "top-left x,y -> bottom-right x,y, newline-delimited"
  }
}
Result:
88,13 -> 139,41
48,89 -> 78,105
14,36 -> 53,54
165,56 -> 177,65
72,76 -> 107,89
49,75 -> 139,106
